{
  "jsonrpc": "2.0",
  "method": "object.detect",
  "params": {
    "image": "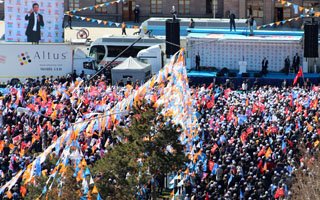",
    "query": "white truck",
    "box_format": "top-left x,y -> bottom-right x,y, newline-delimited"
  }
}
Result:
0,43 -> 96,82
88,35 -> 164,74
0,35 -> 164,83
